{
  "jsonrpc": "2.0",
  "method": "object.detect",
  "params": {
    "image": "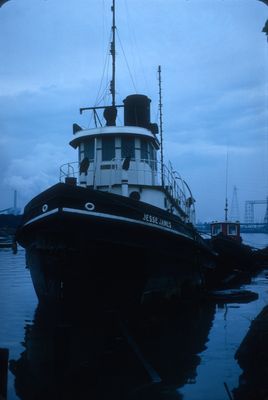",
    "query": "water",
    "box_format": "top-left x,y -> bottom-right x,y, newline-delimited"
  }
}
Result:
241,232 -> 268,250
0,249 -> 37,400
180,275 -> 268,399
0,233 -> 267,399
